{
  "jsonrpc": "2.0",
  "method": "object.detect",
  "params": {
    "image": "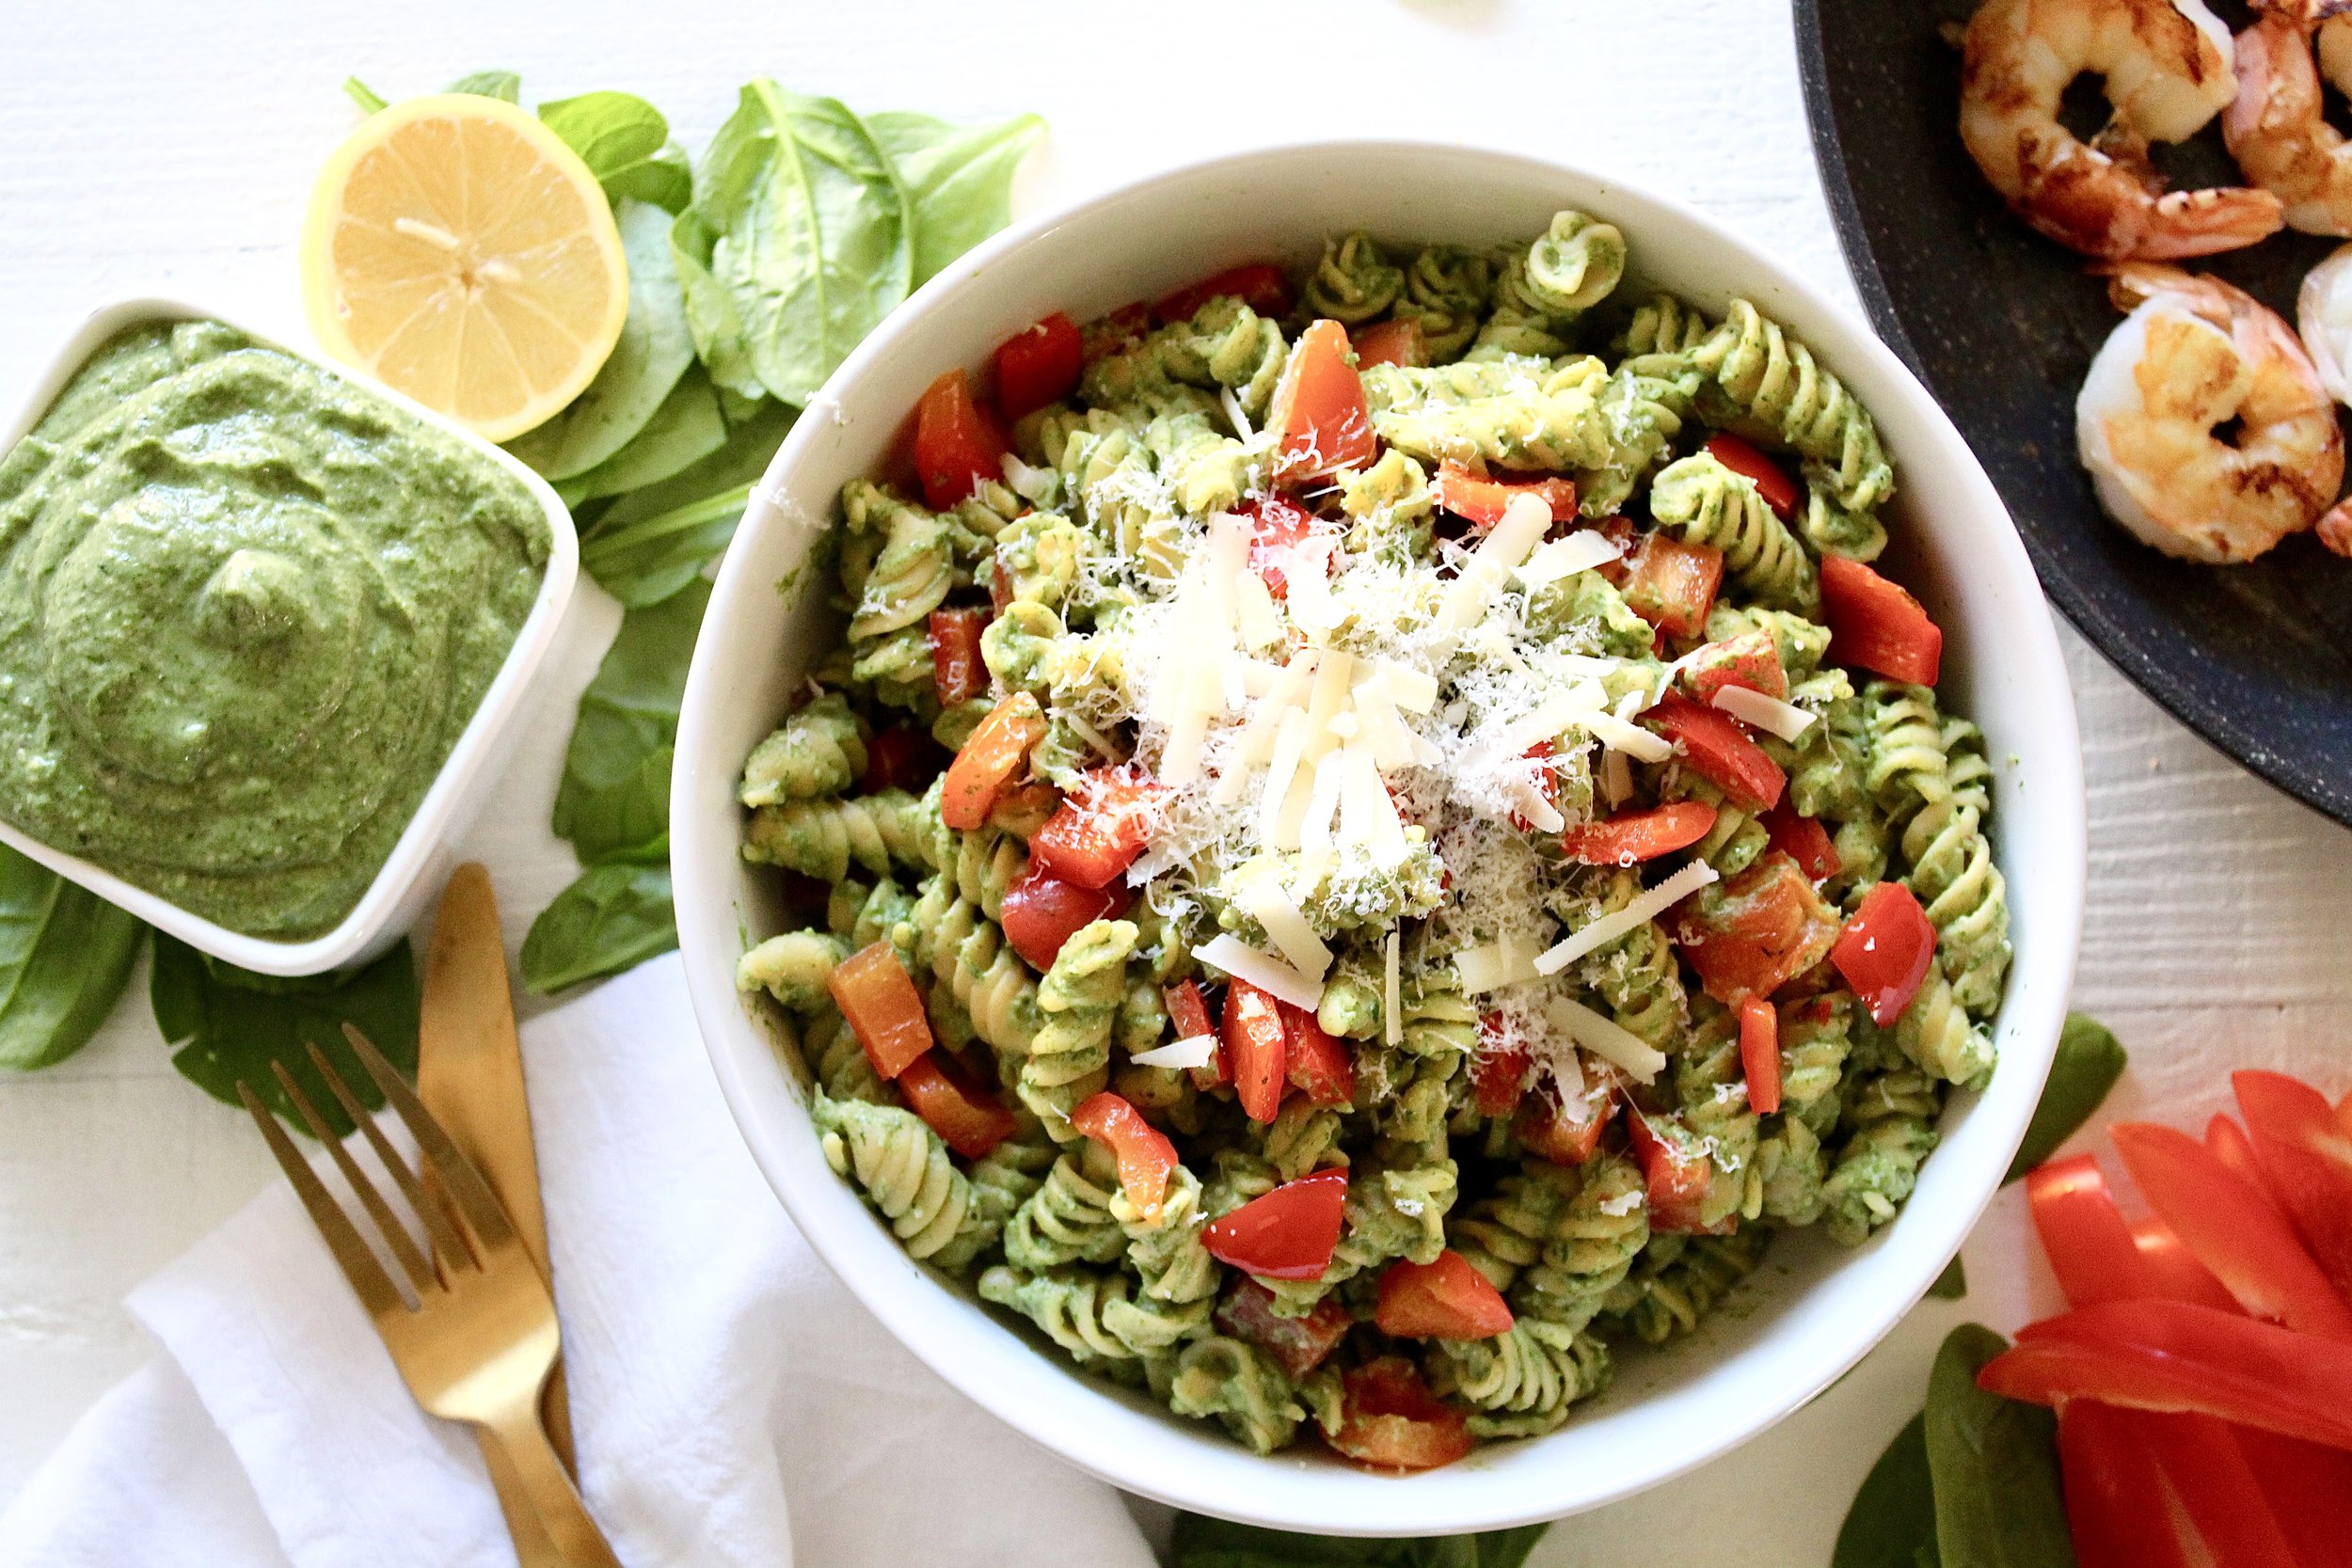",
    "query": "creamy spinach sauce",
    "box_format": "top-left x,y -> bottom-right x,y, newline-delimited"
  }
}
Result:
0,320 -> 549,939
